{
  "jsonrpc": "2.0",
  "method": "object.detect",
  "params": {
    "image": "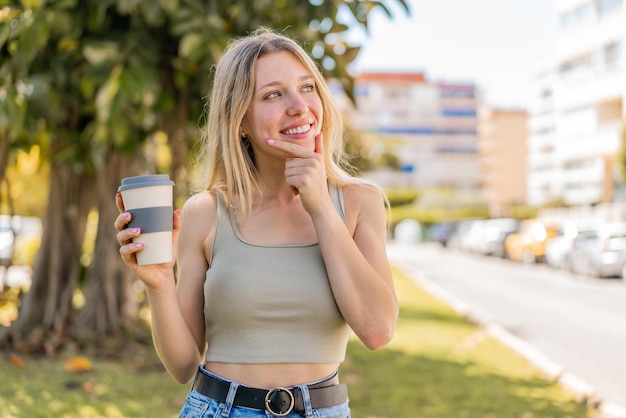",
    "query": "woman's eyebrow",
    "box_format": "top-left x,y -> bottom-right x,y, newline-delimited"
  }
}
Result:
256,75 -> 314,93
